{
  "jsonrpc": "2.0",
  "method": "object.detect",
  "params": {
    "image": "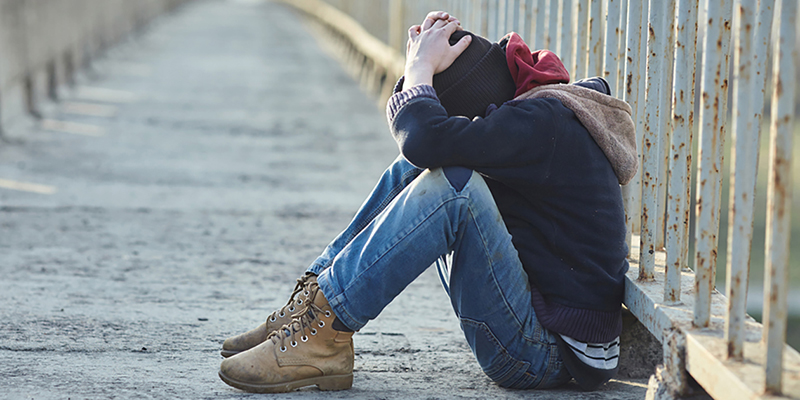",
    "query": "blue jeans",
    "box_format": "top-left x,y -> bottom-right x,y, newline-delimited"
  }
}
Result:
307,156 -> 571,390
